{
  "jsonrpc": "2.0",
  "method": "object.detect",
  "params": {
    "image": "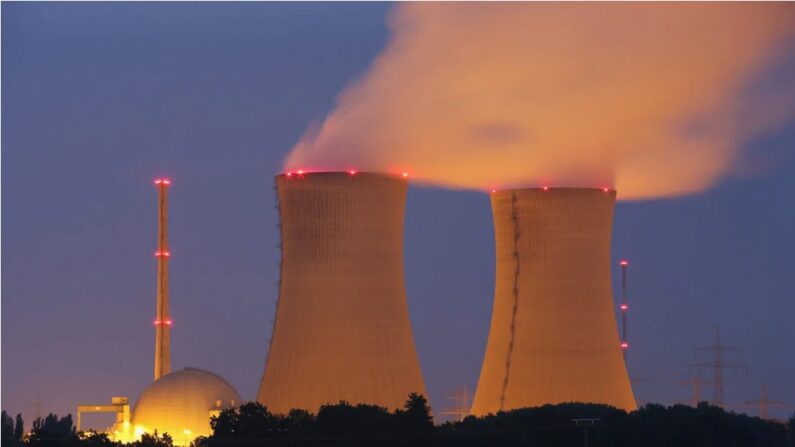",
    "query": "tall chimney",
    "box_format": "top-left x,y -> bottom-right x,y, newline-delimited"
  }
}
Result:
153,178 -> 172,381
258,171 -> 426,413
471,187 -> 635,414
